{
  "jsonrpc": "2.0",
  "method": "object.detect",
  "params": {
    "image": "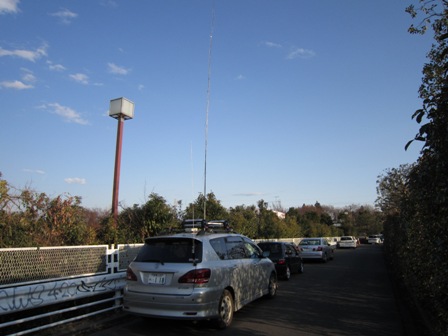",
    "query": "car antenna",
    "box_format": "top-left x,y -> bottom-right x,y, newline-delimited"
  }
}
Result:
190,142 -> 197,263
203,5 -> 214,221
187,6 -> 214,266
